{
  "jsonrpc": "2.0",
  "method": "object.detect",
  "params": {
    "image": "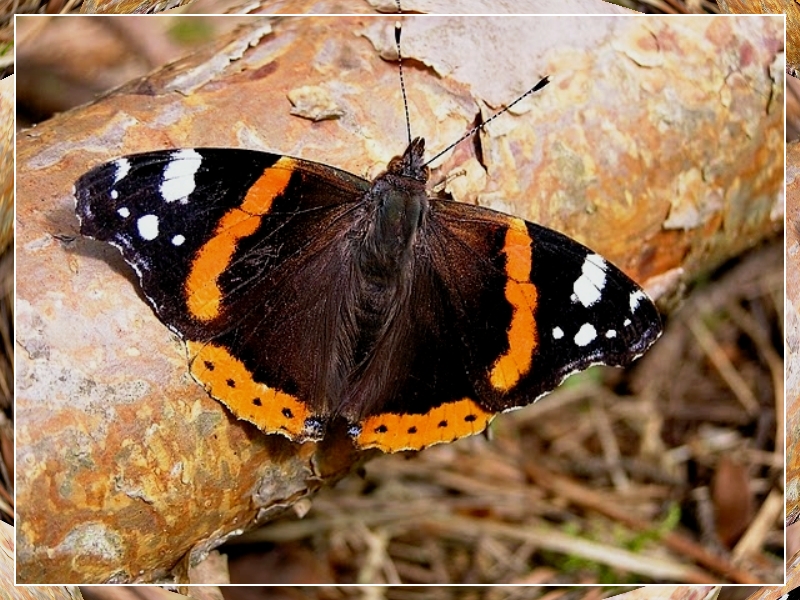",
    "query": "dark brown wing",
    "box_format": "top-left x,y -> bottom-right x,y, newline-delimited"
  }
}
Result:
350,199 -> 661,451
